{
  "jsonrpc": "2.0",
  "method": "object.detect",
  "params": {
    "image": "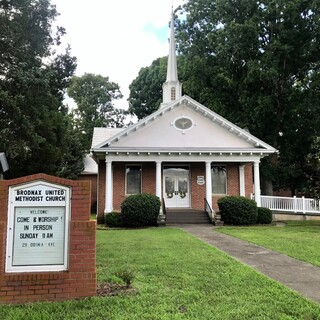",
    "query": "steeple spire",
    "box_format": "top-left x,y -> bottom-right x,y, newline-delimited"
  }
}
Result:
160,9 -> 182,108
166,8 -> 178,83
